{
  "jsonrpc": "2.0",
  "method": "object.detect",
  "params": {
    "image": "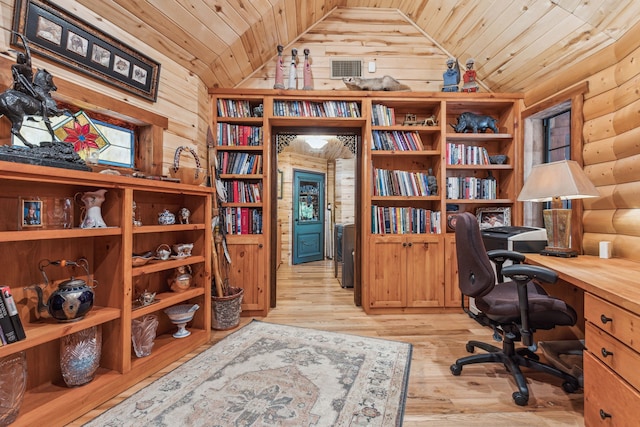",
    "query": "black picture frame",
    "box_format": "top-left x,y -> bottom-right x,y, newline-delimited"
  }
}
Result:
12,0 -> 160,102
